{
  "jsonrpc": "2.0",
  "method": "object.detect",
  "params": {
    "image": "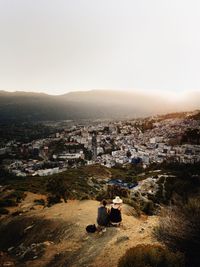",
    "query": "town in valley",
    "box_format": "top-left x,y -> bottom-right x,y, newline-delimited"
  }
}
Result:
1,111 -> 199,178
